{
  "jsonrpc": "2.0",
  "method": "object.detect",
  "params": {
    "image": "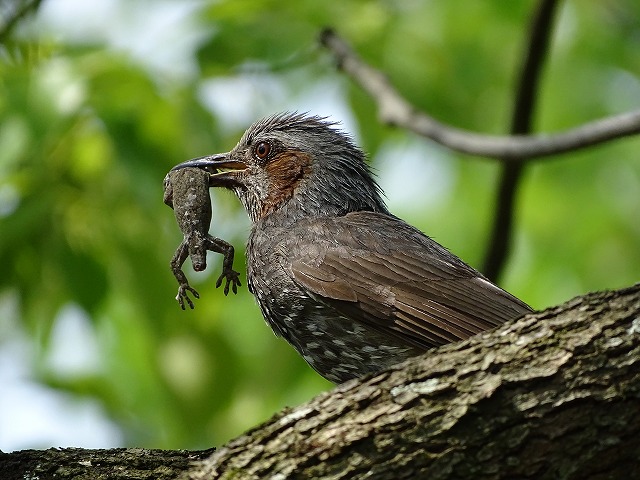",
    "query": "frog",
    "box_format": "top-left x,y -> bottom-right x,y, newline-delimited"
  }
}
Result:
163,167 -> 241,309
